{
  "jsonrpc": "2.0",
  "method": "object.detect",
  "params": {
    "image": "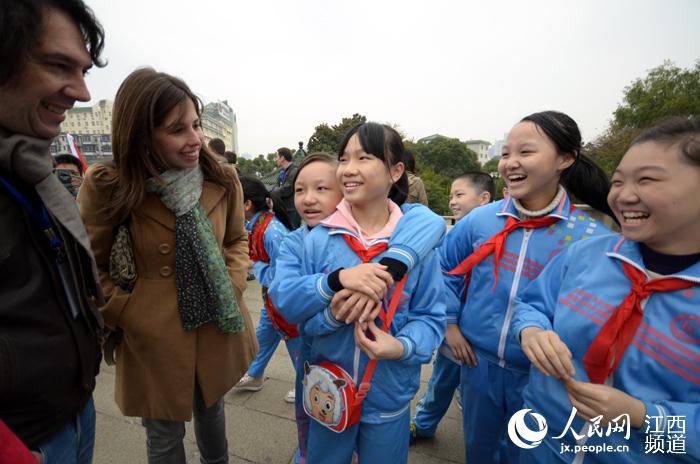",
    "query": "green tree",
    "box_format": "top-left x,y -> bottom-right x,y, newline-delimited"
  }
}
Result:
412,137 -> 480,179
612,60 -> 700,132
482,158 -> 499,175
420,168 -> 452,215
307,113 -> 367,153
587,60 -> 700,174
238,153 -> 278,178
